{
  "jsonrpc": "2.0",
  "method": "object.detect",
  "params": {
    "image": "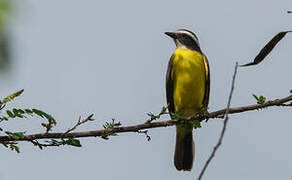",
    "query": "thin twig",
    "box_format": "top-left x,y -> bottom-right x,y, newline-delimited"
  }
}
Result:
145,105 -> 168,123
198,62 -> 238,180
137,130 -> 151,141
63,114 -> 94,135
30,140 -> 64,148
